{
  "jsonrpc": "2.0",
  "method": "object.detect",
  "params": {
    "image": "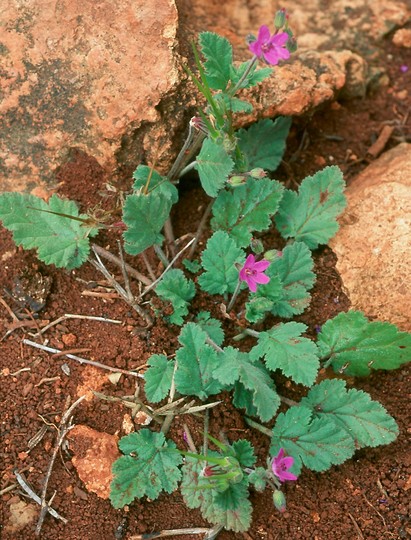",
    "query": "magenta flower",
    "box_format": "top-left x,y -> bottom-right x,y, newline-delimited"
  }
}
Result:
271,448 -> 298,483
239,254 -> 270,292
249,25 -> 290,65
